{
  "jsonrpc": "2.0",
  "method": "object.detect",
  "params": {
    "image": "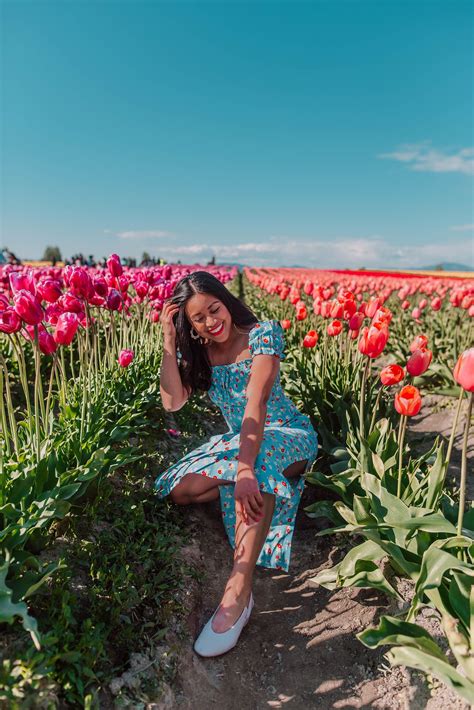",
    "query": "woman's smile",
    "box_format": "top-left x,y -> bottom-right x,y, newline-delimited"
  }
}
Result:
208,322 -> 225,336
